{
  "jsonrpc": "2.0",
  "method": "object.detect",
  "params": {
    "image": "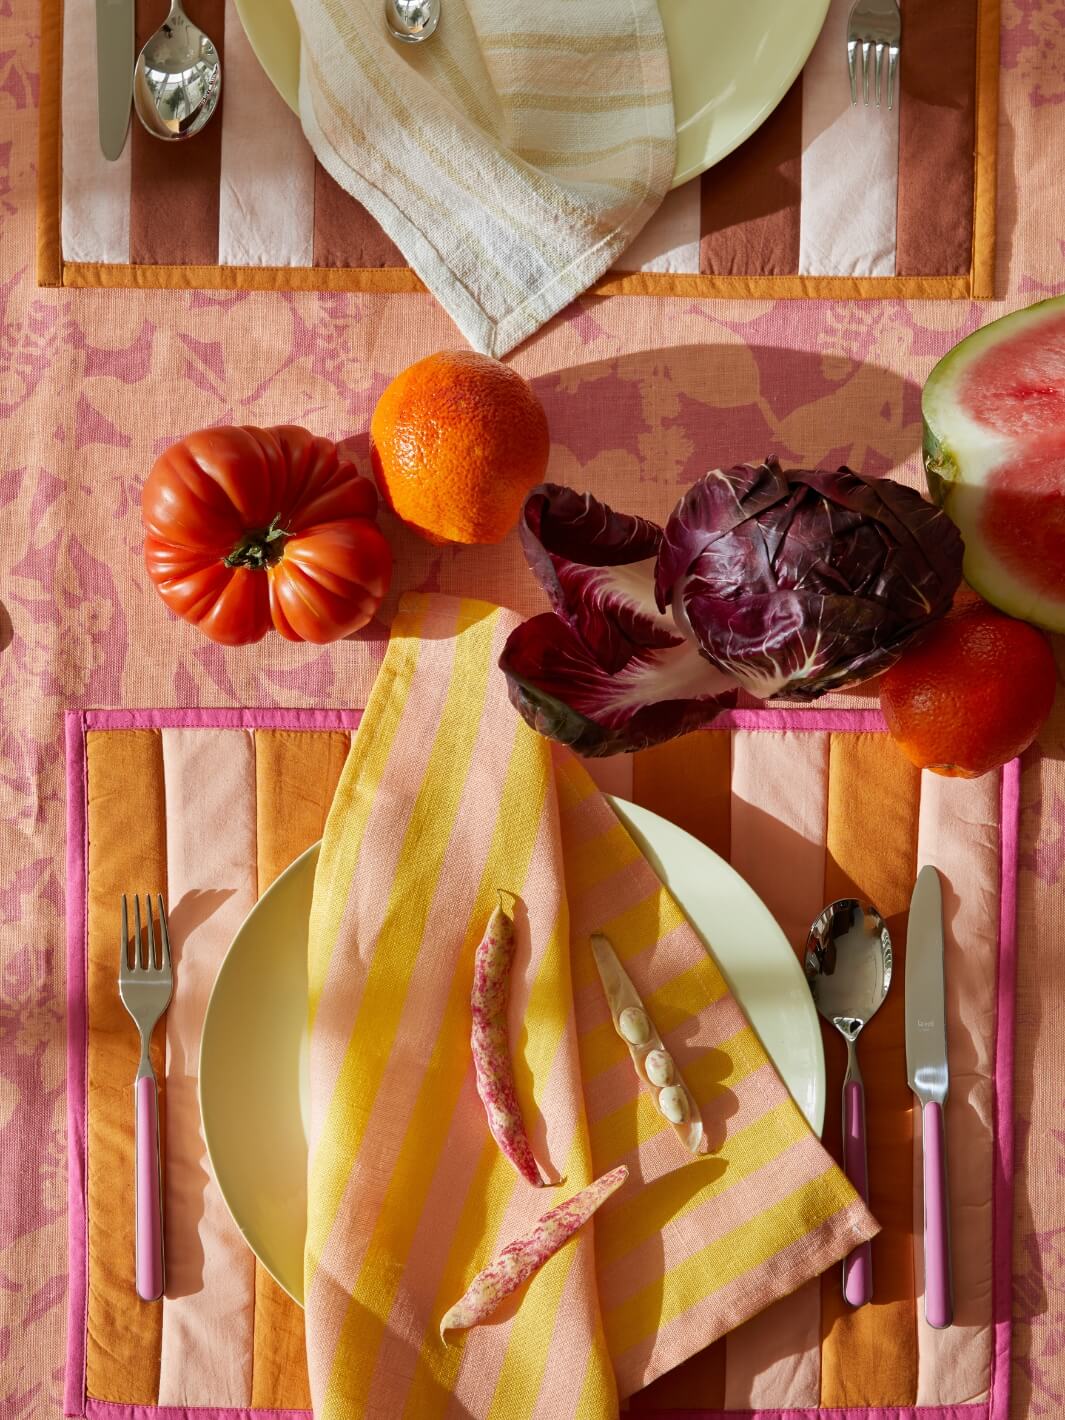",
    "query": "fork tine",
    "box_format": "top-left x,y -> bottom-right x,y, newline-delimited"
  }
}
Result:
887,44 -> 899,110
146,894 -> 157,969
121,893 -> 129,972
862,40 -> 871,106
134,894 -> 143,971
157,896 -> 171,971
875,43 -> 884,108
847,39 -> 858,105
